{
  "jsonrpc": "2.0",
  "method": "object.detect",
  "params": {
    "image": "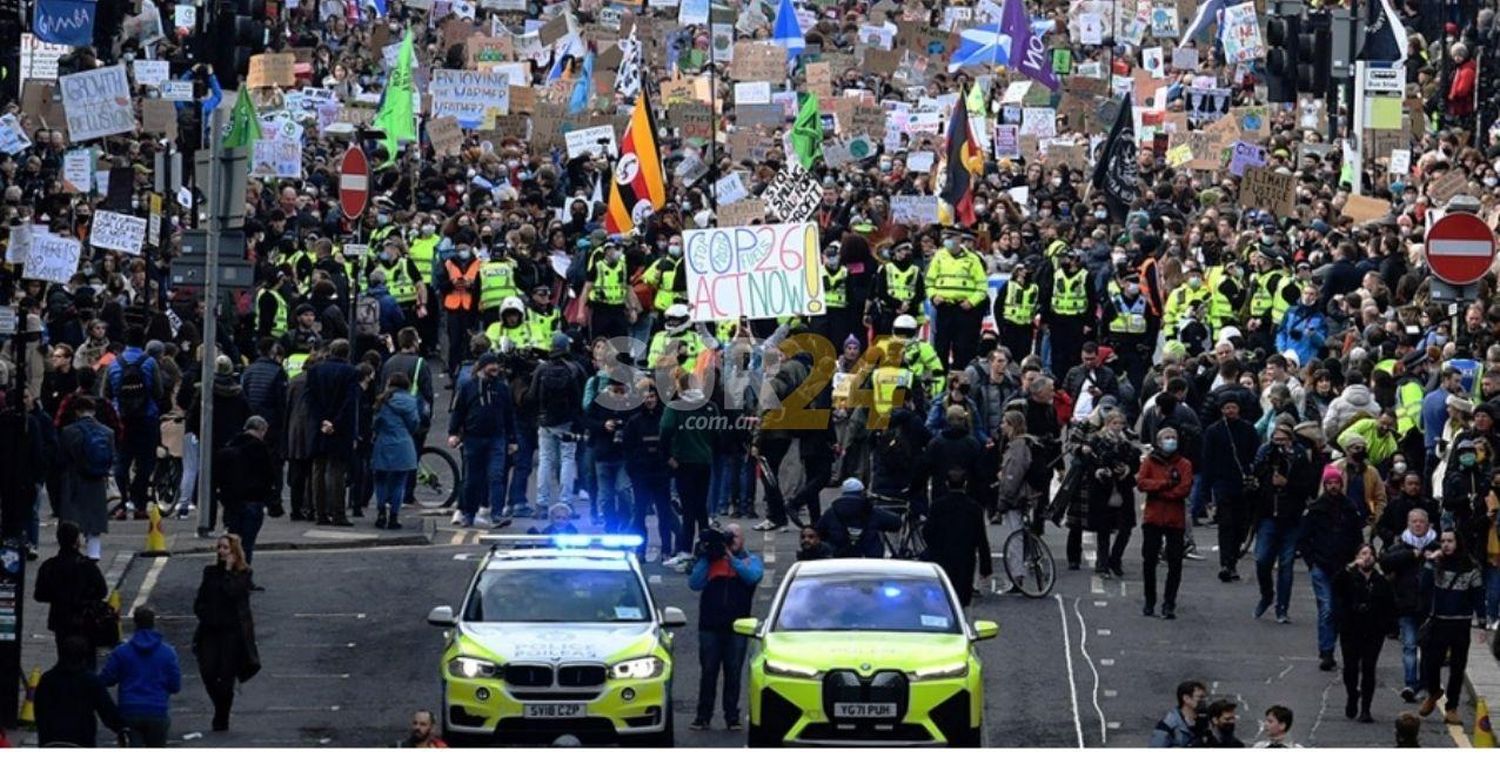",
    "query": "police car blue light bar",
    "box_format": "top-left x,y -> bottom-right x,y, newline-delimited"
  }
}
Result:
477,534 -> 645,549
